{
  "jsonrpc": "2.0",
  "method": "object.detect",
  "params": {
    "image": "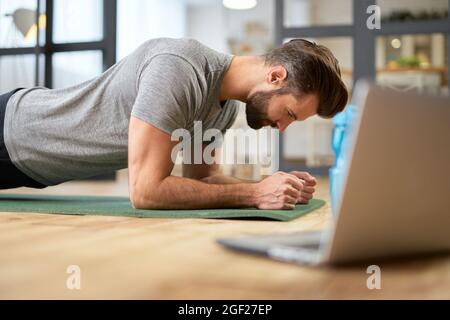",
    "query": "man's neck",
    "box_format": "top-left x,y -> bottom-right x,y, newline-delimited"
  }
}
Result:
220,55 -> 266,103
